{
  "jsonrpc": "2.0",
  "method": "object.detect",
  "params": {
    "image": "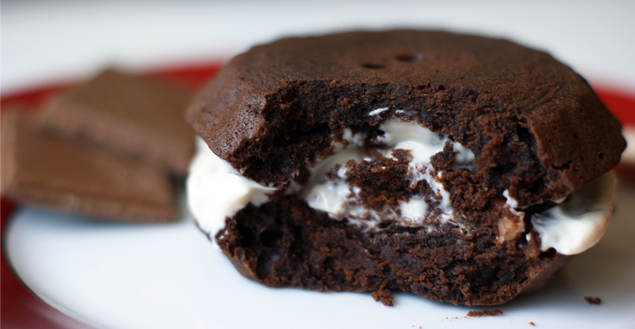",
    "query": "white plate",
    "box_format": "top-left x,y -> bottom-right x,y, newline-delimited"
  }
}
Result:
6,179 -> 635,329
4,2 -> 635,328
